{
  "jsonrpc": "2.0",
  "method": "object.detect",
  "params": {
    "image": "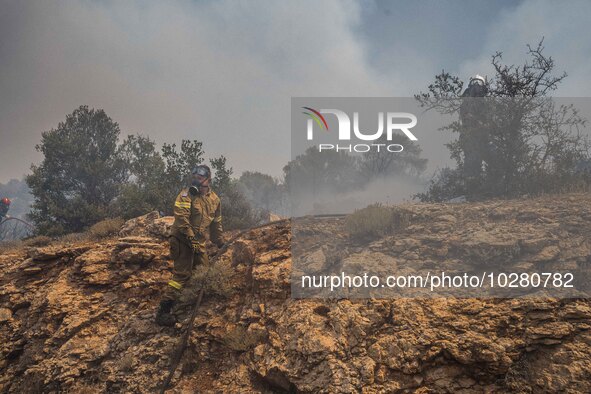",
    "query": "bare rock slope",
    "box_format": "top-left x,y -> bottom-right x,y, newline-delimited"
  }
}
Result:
1,194 -> 591,393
